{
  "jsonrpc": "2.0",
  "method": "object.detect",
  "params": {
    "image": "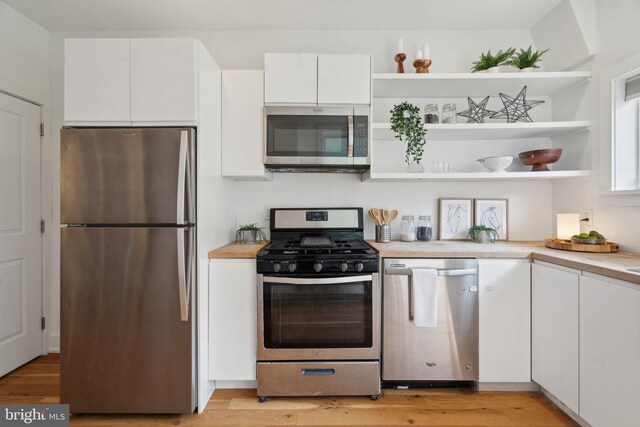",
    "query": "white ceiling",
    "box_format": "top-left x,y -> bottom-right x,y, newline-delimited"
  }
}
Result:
3,0 -> 563,32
